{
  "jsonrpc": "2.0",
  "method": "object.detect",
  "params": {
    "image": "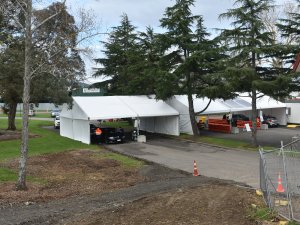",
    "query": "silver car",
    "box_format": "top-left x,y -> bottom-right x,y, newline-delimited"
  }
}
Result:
51,109 -> 61,118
